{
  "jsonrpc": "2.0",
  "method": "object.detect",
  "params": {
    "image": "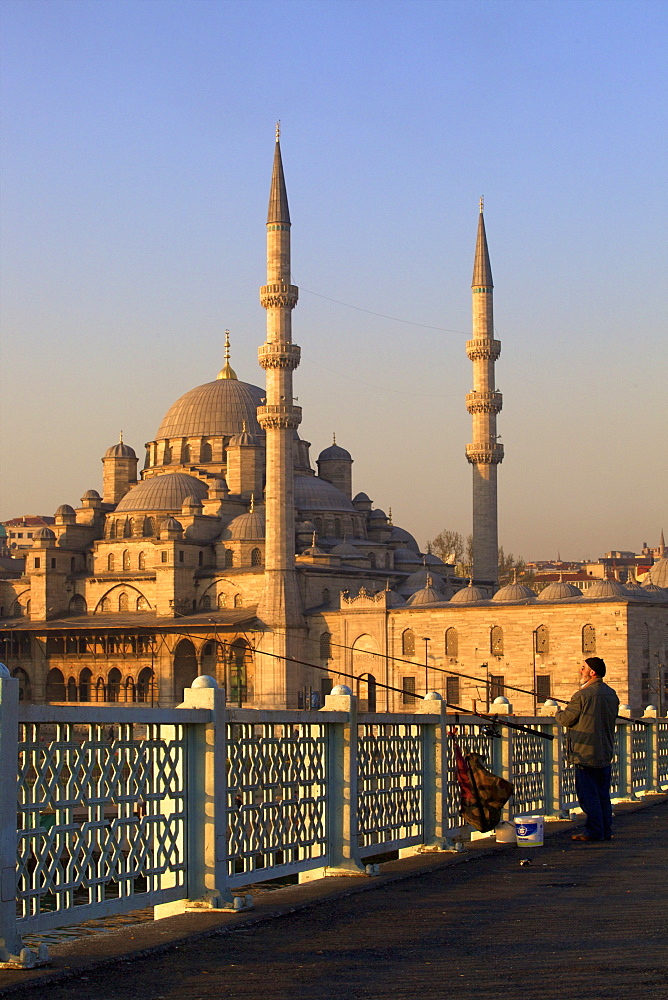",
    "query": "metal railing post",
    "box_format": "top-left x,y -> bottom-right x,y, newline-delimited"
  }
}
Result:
319,686 -> 365,875
0,667 -> 47,968
415,695 -> 447,849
